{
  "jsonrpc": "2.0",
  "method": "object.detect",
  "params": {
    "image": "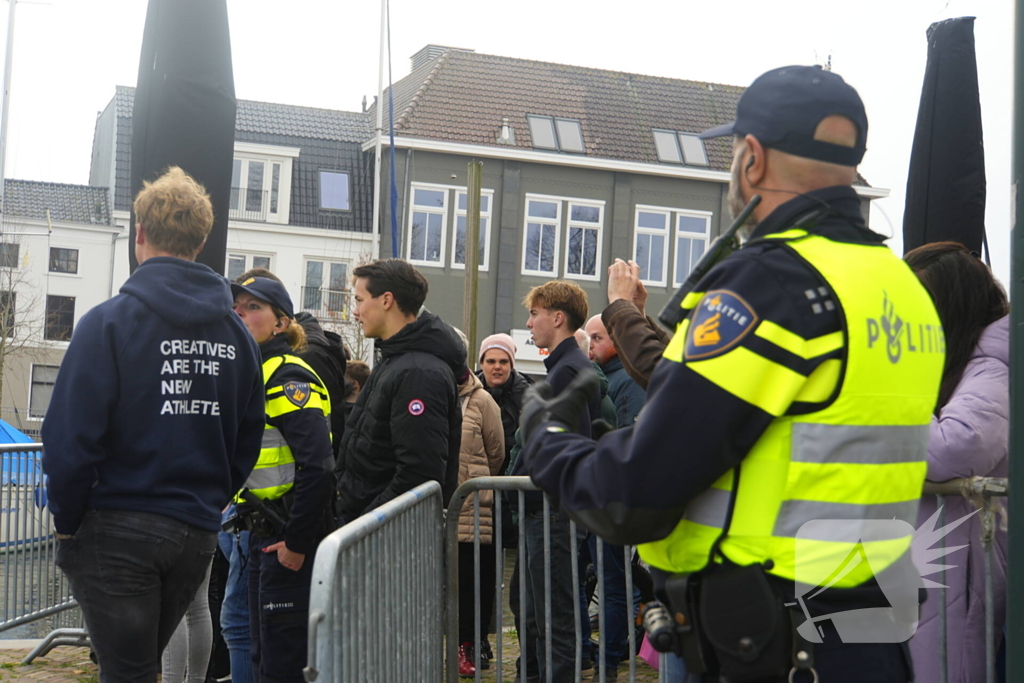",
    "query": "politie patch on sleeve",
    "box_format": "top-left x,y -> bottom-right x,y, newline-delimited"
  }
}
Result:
283,382 -> 310,408
684,290 -> 759,361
